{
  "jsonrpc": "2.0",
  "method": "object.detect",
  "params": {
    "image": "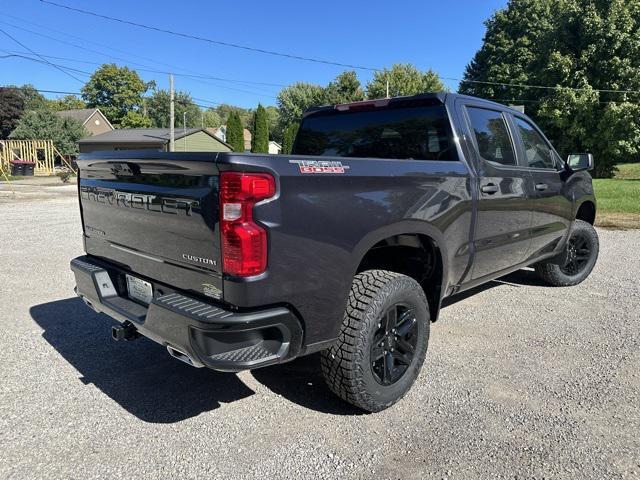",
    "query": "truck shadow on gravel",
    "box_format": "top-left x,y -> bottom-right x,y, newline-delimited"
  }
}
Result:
30,297 -> 255,424
29,297 -> 362,421
30,269 -> 544,421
